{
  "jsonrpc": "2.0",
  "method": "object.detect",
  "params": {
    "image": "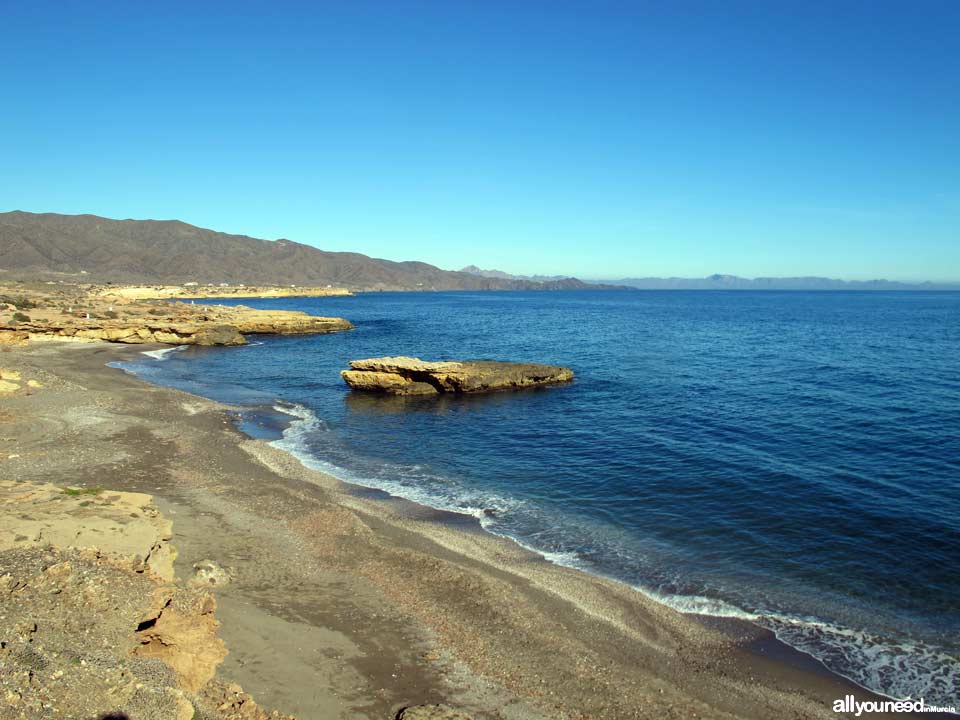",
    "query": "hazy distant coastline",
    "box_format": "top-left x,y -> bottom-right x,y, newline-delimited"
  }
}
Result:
464,266 -> 960,291
605,273 -> 960,291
